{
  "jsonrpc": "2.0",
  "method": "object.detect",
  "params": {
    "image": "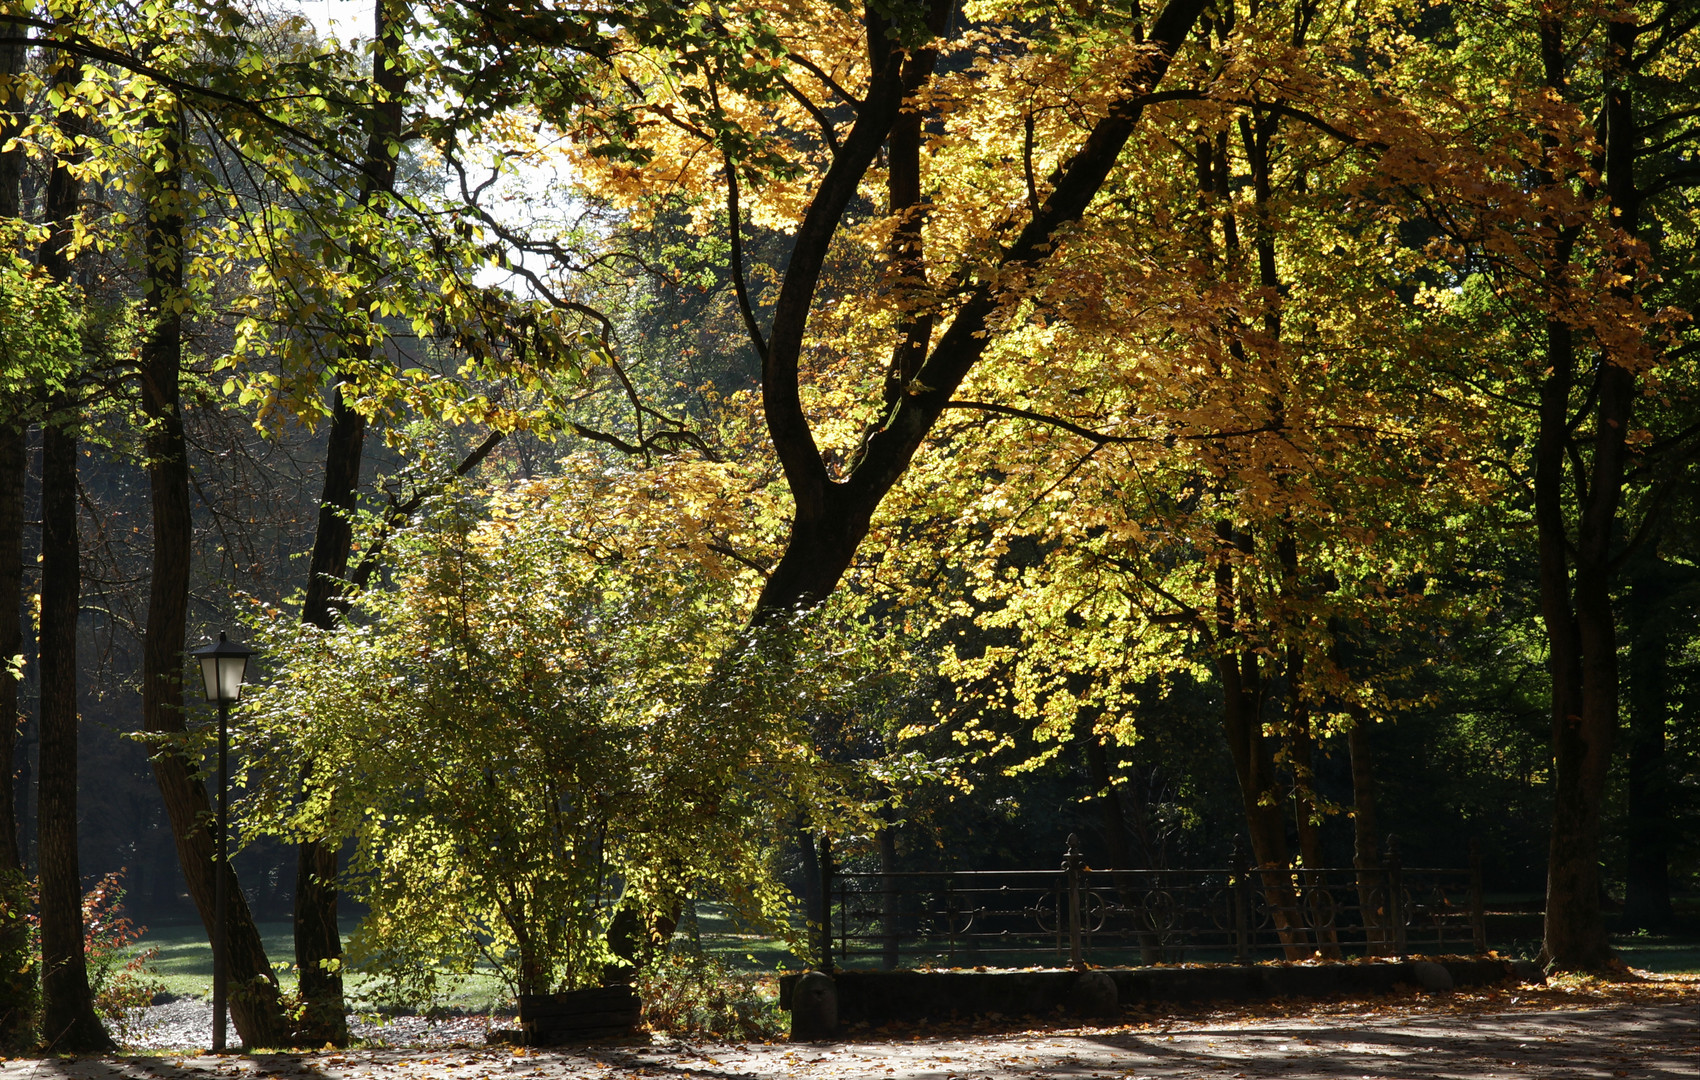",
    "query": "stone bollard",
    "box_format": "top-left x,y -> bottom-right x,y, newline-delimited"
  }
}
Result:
790,971 -> 838,1040
1066,971 -> 1119,1019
